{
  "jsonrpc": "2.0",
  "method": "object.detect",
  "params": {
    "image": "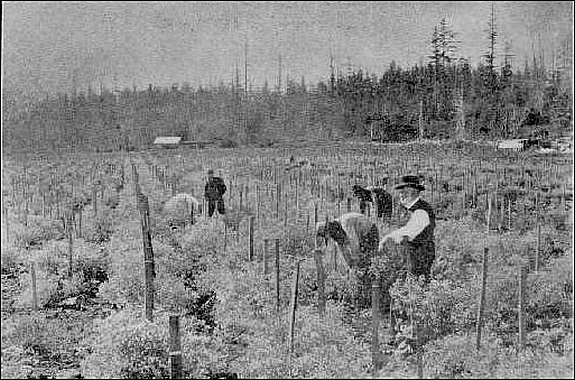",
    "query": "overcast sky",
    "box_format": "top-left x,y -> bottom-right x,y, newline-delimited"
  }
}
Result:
2,1 -> 573,99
